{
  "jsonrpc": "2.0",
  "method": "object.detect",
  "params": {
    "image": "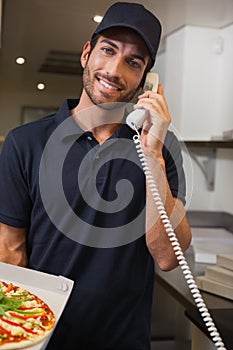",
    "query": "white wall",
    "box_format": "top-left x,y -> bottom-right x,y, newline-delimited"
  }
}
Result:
164,25 -> 233,139
215,24 -> 233,133
162,24 -> 233,215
